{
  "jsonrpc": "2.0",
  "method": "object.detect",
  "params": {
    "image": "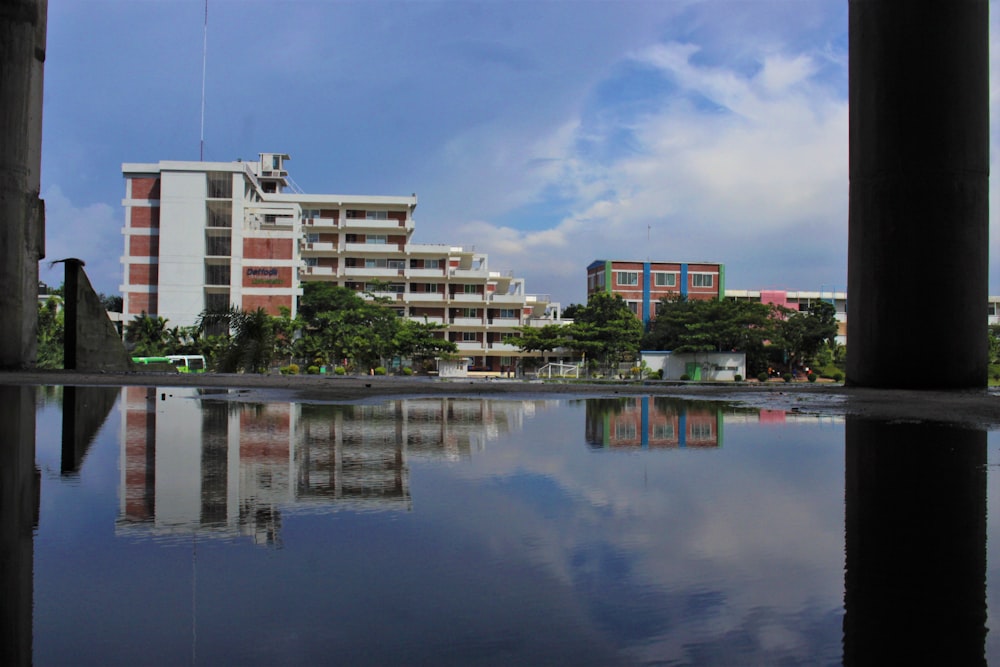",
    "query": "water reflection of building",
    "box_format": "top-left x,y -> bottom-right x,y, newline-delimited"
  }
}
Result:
118,390 -> 550,544
585,397 -> 723,449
